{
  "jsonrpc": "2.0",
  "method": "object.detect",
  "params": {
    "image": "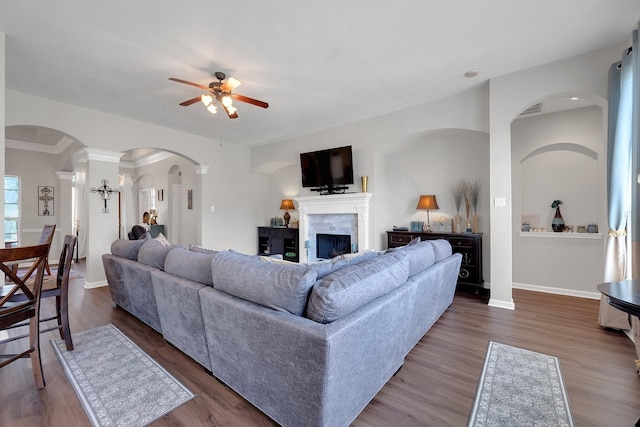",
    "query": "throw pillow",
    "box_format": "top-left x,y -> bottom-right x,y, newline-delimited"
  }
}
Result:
154,232 -> 171,247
